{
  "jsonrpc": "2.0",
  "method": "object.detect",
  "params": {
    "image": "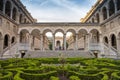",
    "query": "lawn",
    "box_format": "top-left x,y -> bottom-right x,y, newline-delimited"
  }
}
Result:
0,58 -> 120,80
